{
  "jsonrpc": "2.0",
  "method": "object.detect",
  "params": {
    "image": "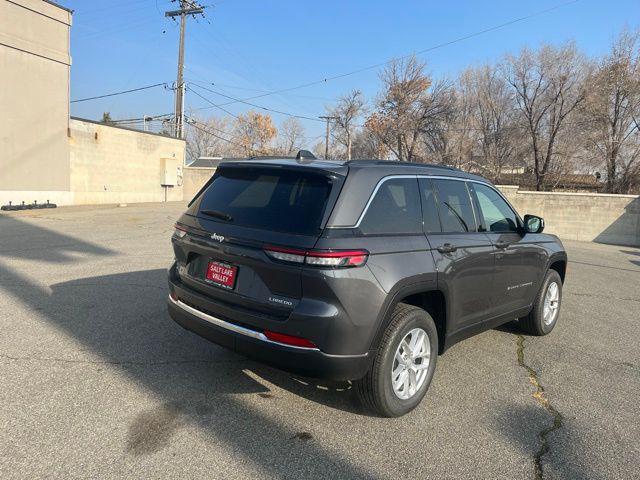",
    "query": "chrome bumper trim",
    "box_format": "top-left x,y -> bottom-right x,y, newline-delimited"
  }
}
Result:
169,295 -> 320,351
